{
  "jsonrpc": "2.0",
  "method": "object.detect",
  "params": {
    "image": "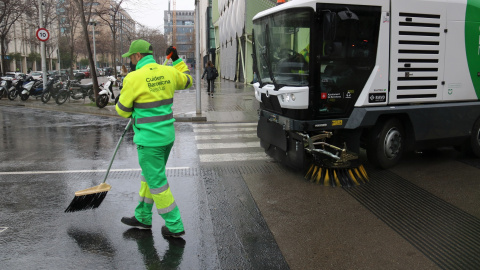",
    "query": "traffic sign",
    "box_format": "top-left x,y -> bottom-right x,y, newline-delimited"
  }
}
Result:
36,28 -> 50,42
